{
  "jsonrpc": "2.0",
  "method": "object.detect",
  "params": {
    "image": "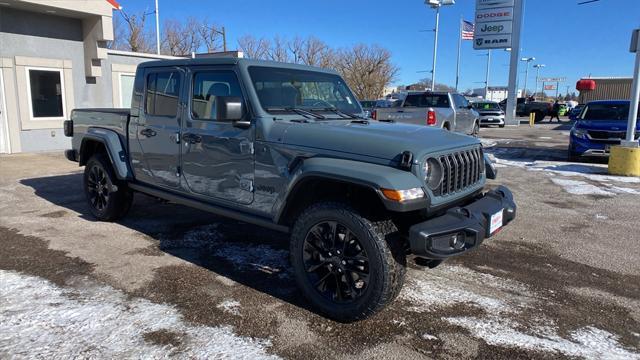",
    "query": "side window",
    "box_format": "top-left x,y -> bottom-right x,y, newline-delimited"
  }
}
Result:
145,71 -> 181,117
191,71 -> 243,120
